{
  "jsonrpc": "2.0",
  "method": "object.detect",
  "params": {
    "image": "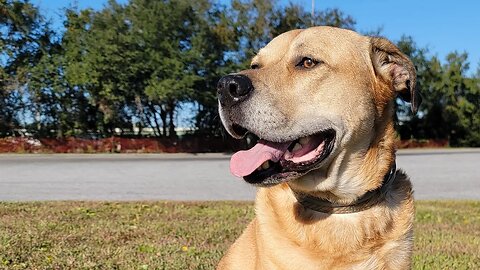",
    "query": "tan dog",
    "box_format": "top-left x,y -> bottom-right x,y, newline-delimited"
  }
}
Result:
216,26 -> 420,270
